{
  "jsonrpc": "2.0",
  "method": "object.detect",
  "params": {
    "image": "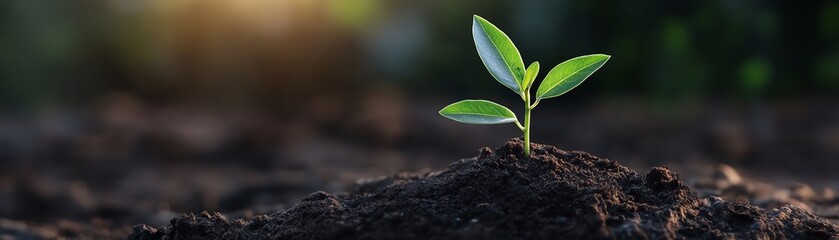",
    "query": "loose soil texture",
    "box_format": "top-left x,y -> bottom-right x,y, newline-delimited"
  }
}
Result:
130,139 -> 839,239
